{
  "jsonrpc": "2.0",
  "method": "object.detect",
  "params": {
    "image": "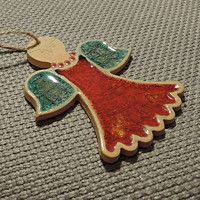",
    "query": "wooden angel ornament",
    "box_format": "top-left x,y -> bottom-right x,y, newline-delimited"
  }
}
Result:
24,37 -> 184,163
